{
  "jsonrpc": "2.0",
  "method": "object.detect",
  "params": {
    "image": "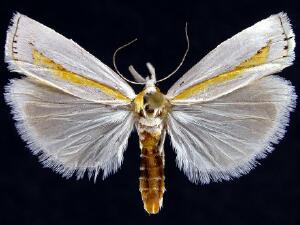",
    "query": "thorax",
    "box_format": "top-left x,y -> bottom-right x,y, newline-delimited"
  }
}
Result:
133,87 -> 169,138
